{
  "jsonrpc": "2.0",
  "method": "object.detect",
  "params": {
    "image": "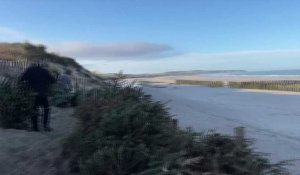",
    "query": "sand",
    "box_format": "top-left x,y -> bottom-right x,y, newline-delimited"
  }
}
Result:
239,89 -> 300,95
131,74 -> 300,95
132,74 -> 300,84
144,85 -> 300,174
0,107 -> 76,175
